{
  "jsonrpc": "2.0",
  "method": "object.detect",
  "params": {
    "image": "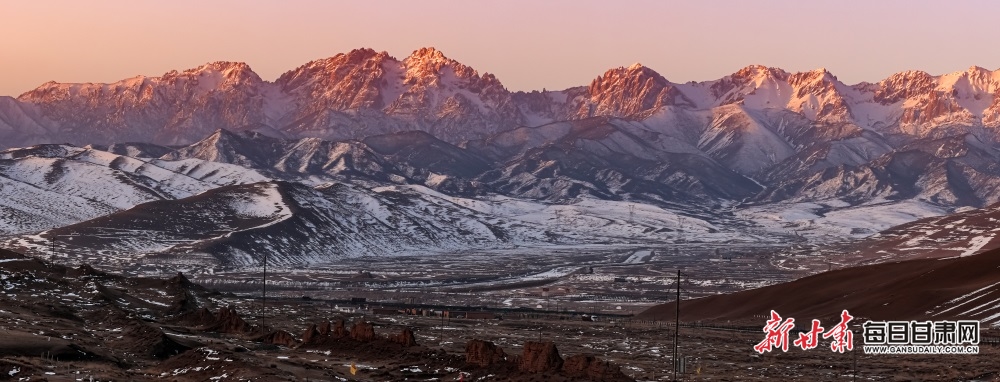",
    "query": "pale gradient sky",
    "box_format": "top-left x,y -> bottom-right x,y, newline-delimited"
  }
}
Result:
3,0 -> 999,97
